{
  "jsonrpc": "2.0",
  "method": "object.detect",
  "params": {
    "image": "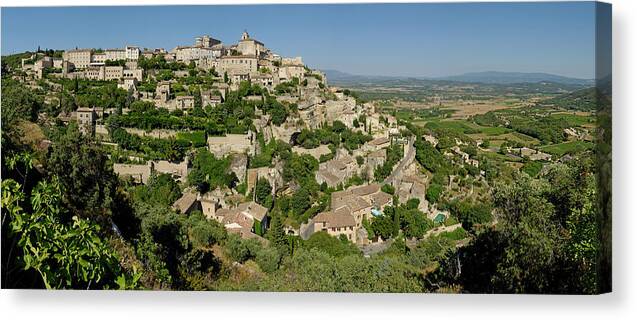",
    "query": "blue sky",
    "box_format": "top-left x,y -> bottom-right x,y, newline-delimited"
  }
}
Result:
1,2 -> 598,78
